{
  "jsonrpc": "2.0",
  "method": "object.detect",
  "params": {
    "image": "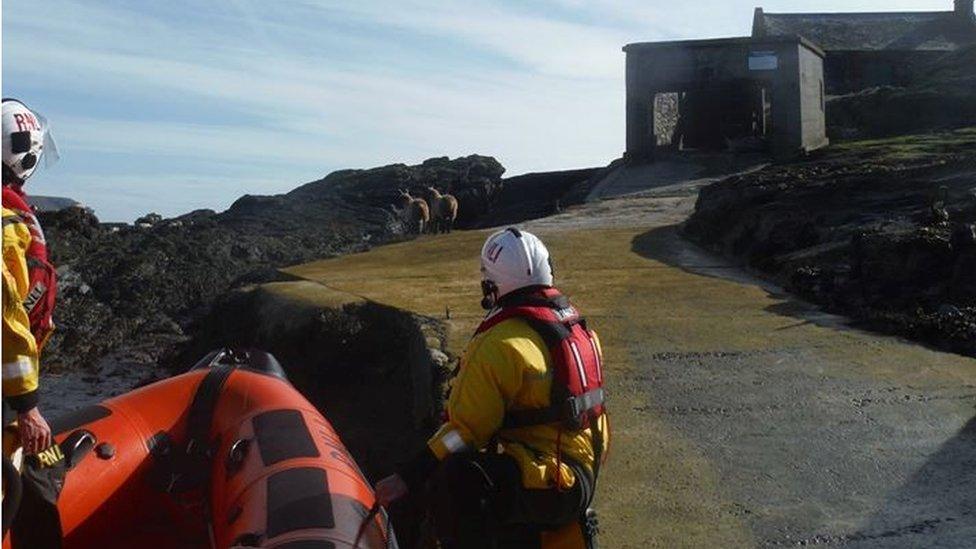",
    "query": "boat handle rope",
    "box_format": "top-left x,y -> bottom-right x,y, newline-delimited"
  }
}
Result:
353,501 -> 394,549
